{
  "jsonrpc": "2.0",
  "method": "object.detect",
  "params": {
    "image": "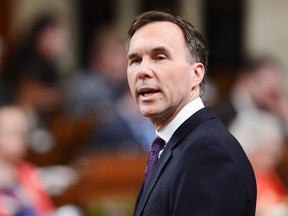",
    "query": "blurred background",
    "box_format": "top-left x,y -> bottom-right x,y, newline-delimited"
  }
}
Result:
0,0 -> 288,215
